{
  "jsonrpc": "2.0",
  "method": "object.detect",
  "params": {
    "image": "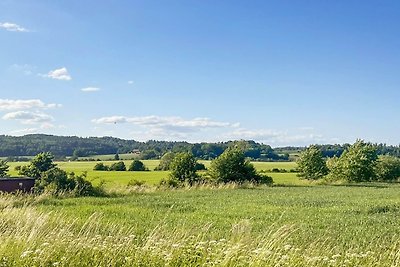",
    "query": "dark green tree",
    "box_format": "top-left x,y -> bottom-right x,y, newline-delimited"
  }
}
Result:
109,161 -> 126,171
297,145 -> 328,180
93,162 -> 109,171
209,147 -> 268,184
128,160 -> 147,171
375,156 -> 400,181
19,152 -> 56,178
0,160 -> 9,177
169,152 -> 198,184
329,140 -> 378,182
